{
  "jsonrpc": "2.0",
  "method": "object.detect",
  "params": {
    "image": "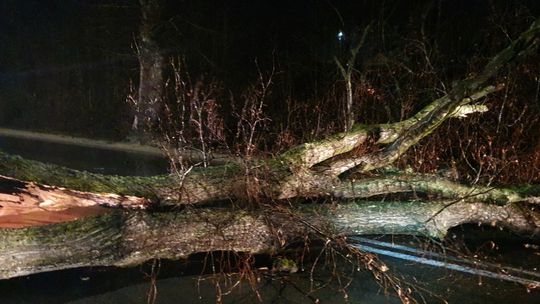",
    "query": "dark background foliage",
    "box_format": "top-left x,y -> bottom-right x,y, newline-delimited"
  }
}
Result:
0,0 -> 539,183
